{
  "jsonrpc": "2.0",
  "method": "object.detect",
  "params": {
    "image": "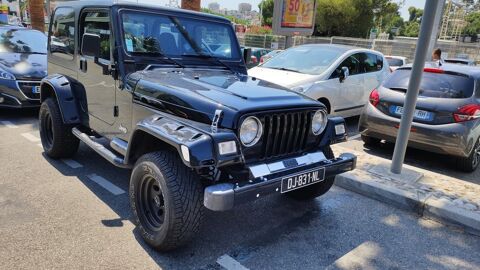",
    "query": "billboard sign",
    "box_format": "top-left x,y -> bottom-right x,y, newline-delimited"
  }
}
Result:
272,0 -> 316,36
